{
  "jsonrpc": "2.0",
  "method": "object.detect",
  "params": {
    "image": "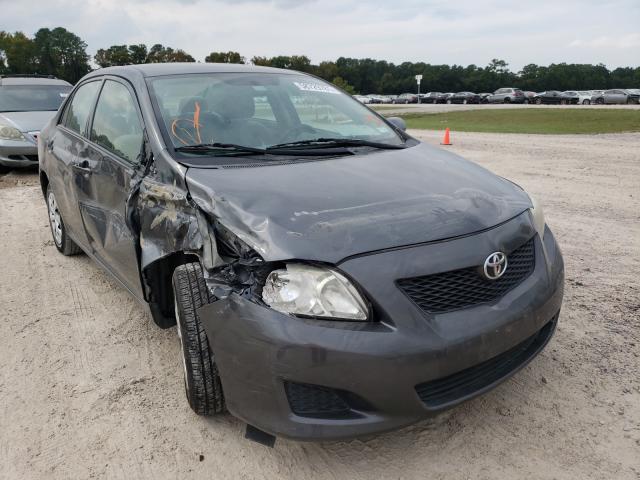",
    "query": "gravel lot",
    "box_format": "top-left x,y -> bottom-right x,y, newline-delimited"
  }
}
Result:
1,131 -> 639,479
